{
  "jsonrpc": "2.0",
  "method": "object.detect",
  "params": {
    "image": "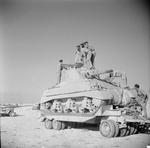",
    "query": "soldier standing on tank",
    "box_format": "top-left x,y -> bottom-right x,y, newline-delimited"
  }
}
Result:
80,42 -> 96,69
84,45 -> 96,69
132,84 -> 148,118
75,45 -> 84,67
88,46 -> 96,69
80,41 -> 89,64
